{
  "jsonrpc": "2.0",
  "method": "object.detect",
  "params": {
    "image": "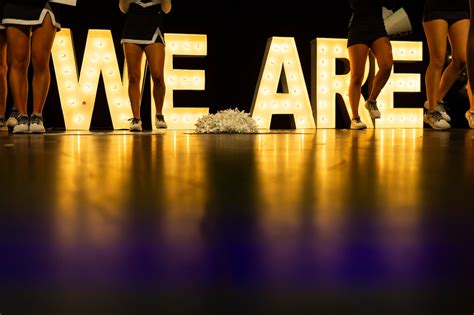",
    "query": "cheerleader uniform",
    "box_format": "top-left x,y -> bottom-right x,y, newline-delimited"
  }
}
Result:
121,0 -> 166,45
347,0 -> 395,48
423,0 -> 469,24
1,0 -> 61,30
